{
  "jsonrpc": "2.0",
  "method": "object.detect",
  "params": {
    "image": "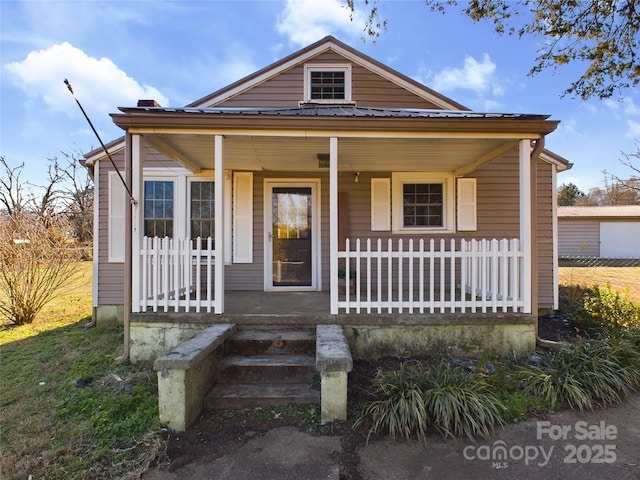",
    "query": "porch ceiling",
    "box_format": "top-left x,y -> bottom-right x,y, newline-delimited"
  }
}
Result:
144,133 -> 517,173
